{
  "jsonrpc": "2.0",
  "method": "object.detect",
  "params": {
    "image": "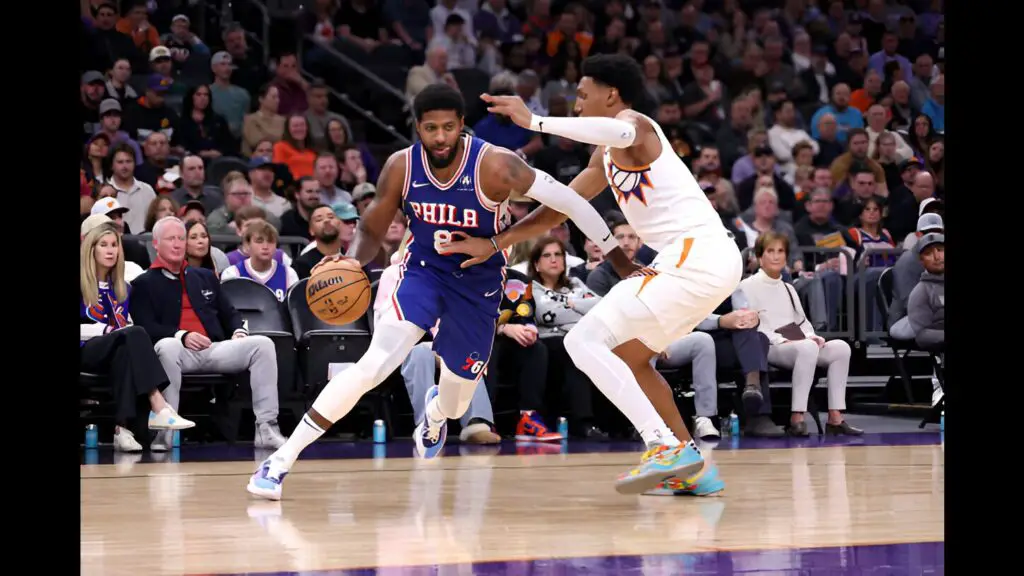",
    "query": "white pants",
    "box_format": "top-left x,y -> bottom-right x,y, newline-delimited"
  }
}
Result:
588,230 -> 742,353
767,339 -> 851,412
